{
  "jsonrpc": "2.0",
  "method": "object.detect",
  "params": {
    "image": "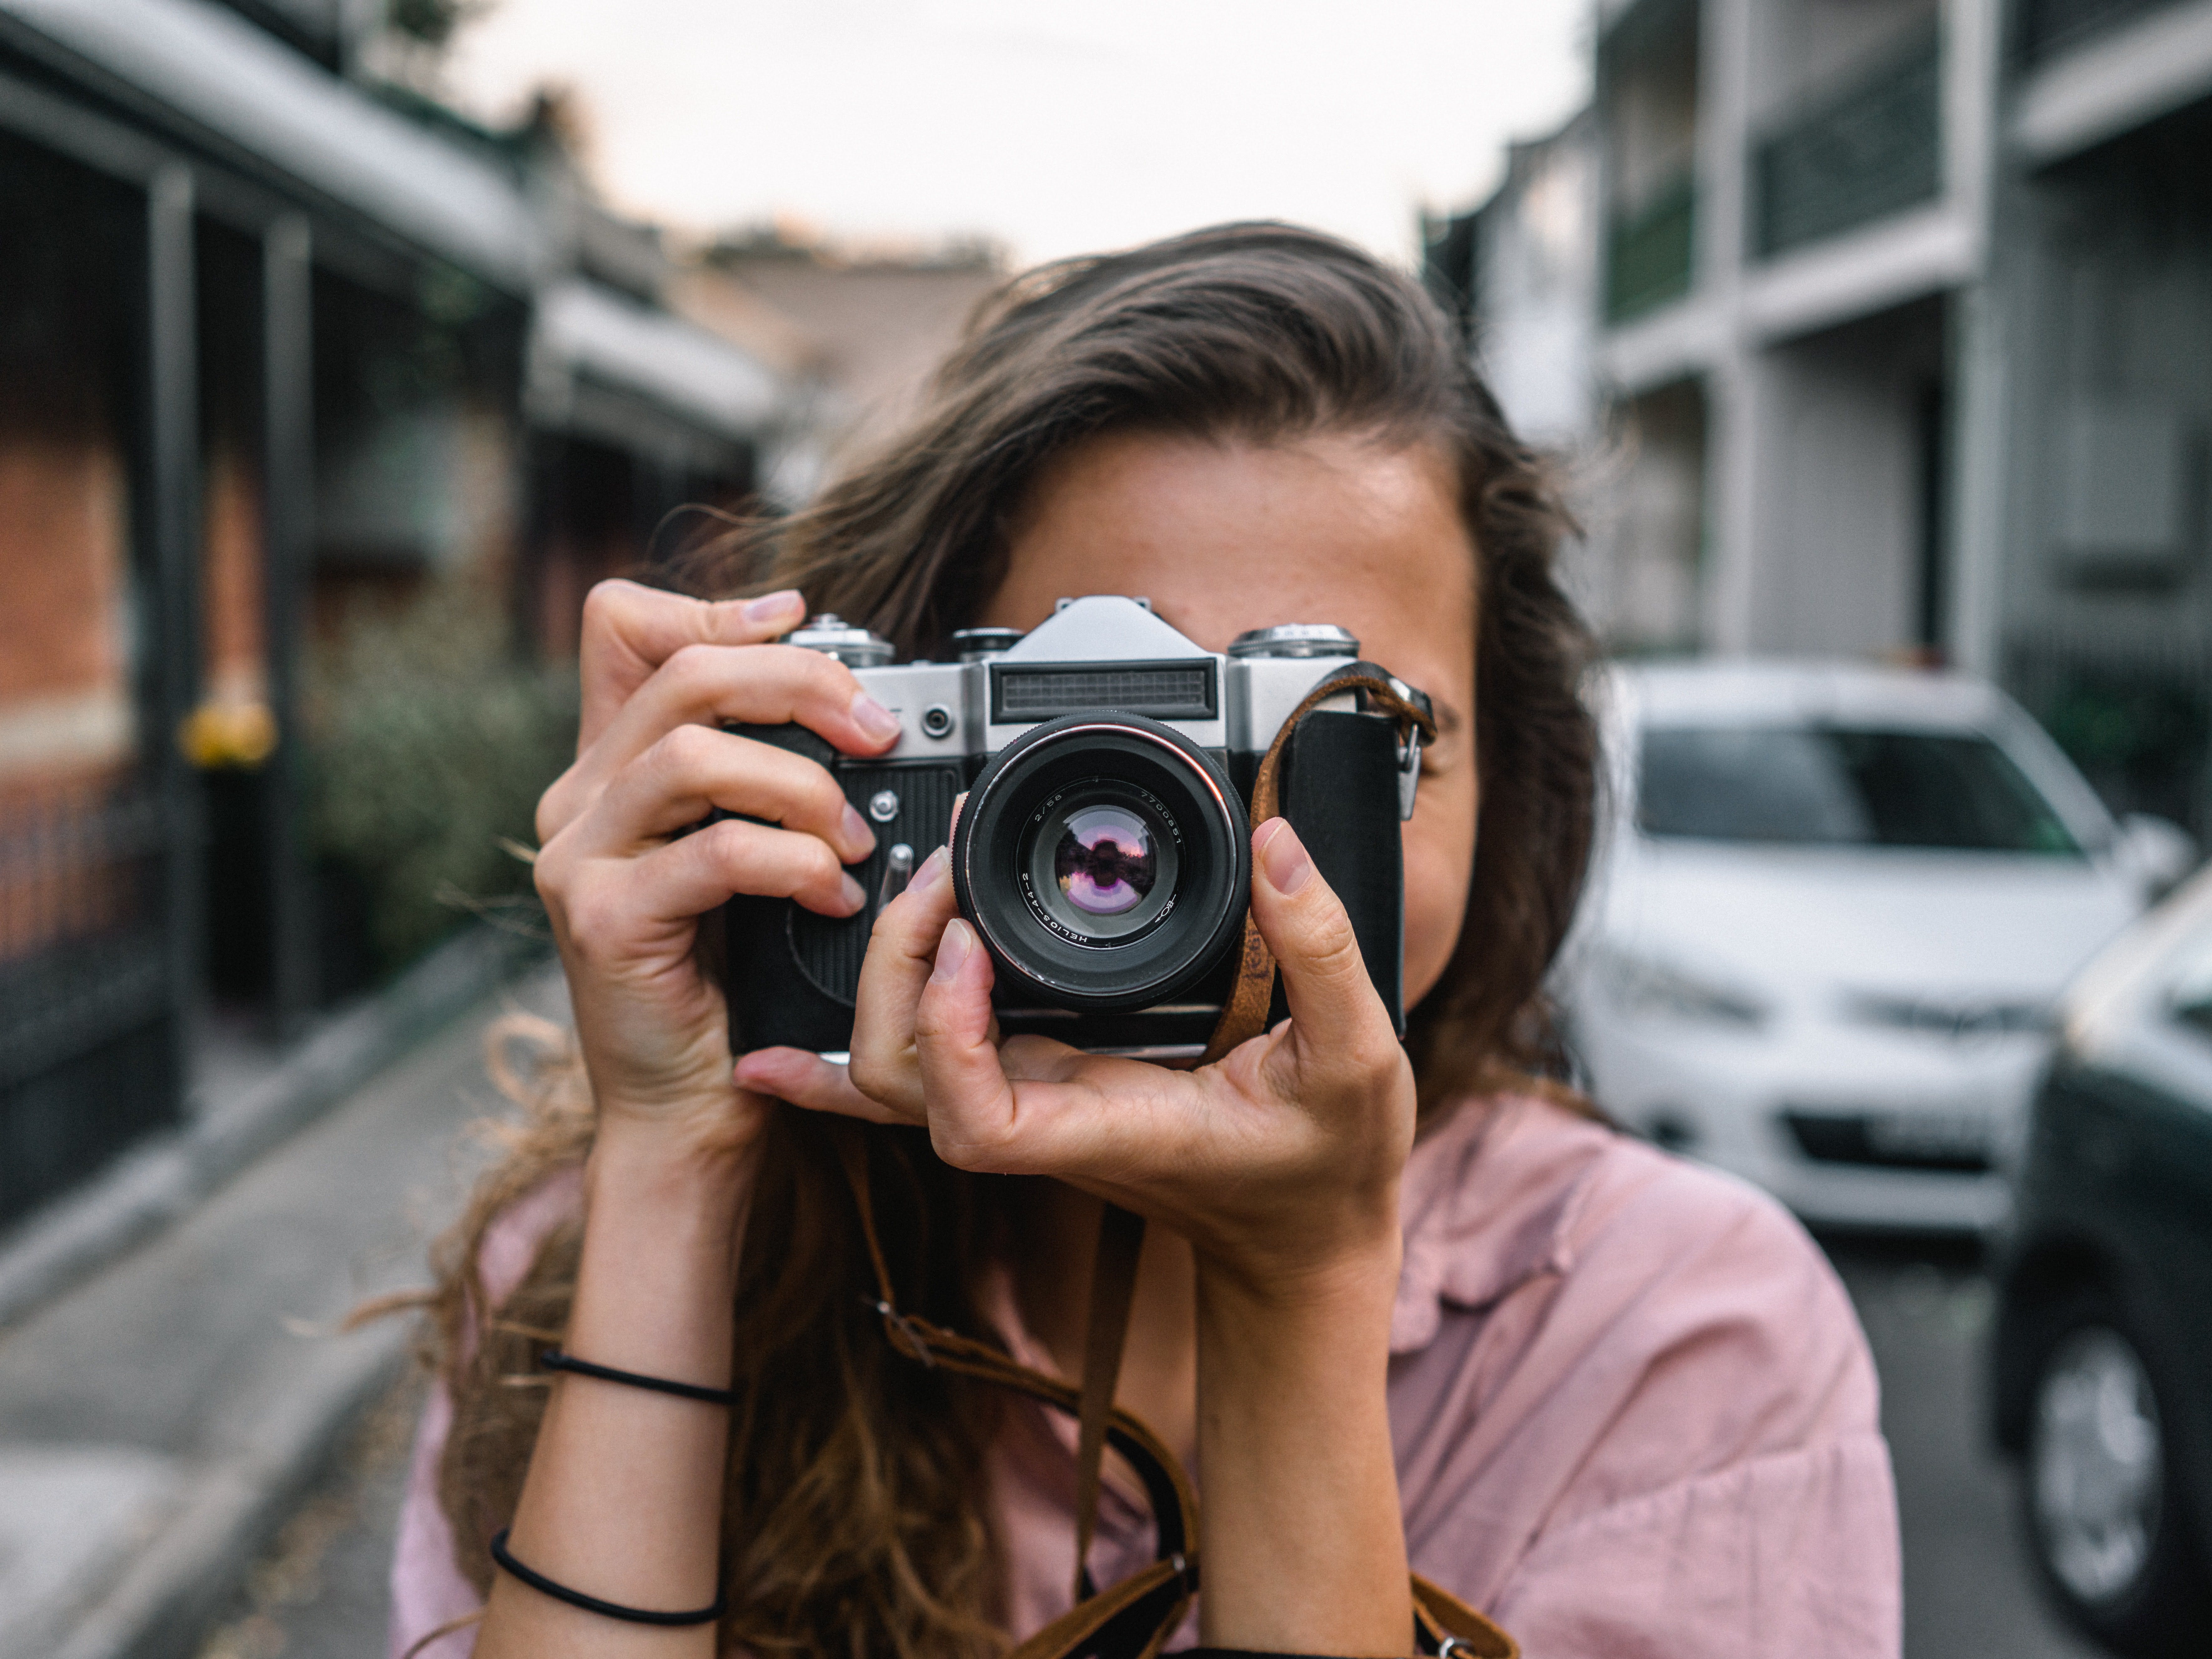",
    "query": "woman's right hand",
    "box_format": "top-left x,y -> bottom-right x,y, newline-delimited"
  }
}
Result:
530,579 -> 902,1158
